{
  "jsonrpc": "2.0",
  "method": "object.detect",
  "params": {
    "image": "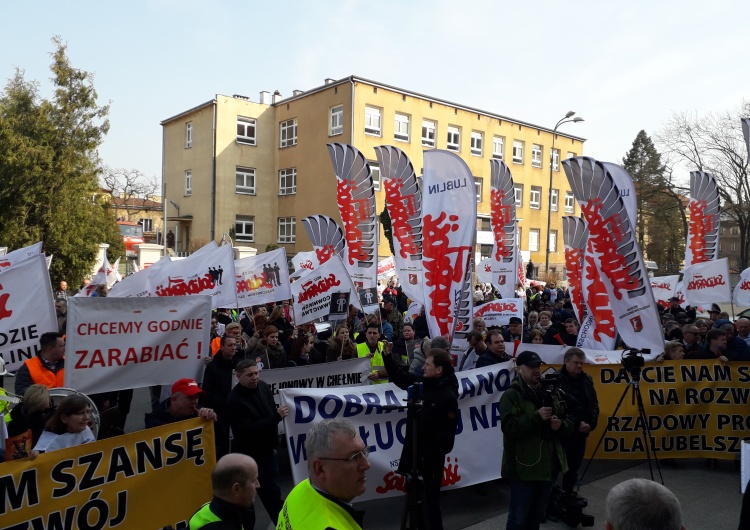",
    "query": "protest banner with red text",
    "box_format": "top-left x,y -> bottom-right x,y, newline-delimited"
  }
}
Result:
562,216 -> 587,325
733,267 -> 750,306
301,214 -> 346,267
685,171 -> 721,267
0,254 -> 57,372
291,250 -> 319,278
683,257 -> 732,307
484,160 -> 518,299
64,296 -> 211,394
650,275 -> 680,308
374,145 -> 425,304
421,150 -> 477,339
0,418 -> 215,530
473,298 -> 524,327
290,256 -> 359,325
377,256 -> 396,280
235,248 -> 291,306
